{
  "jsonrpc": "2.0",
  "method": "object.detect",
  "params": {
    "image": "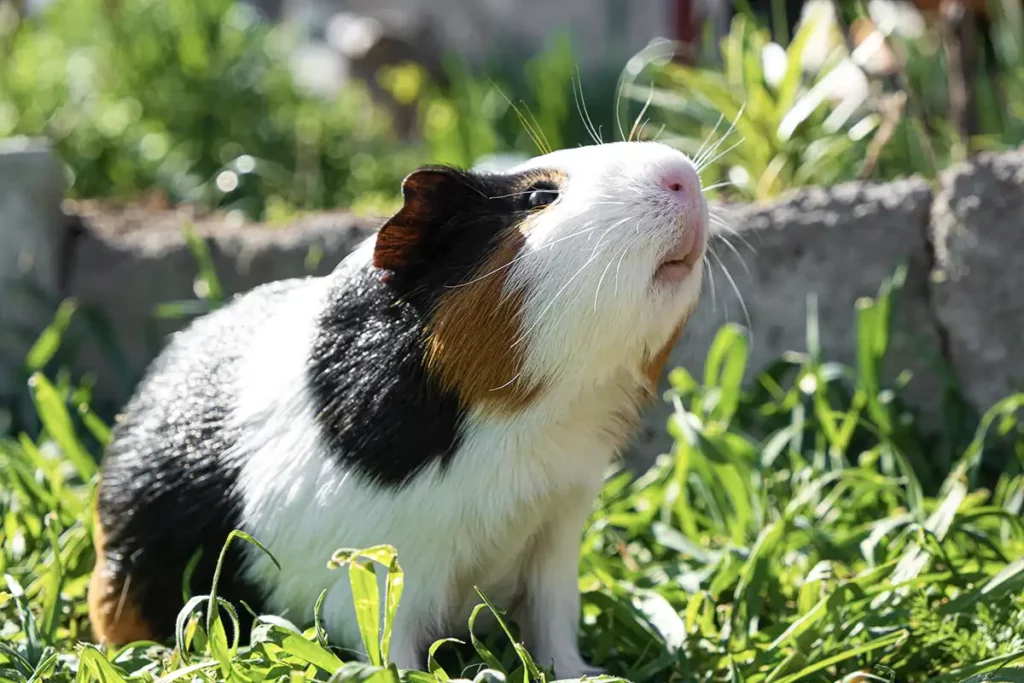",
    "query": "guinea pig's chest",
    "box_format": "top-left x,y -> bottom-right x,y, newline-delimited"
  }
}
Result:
238,375 -> 631,622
